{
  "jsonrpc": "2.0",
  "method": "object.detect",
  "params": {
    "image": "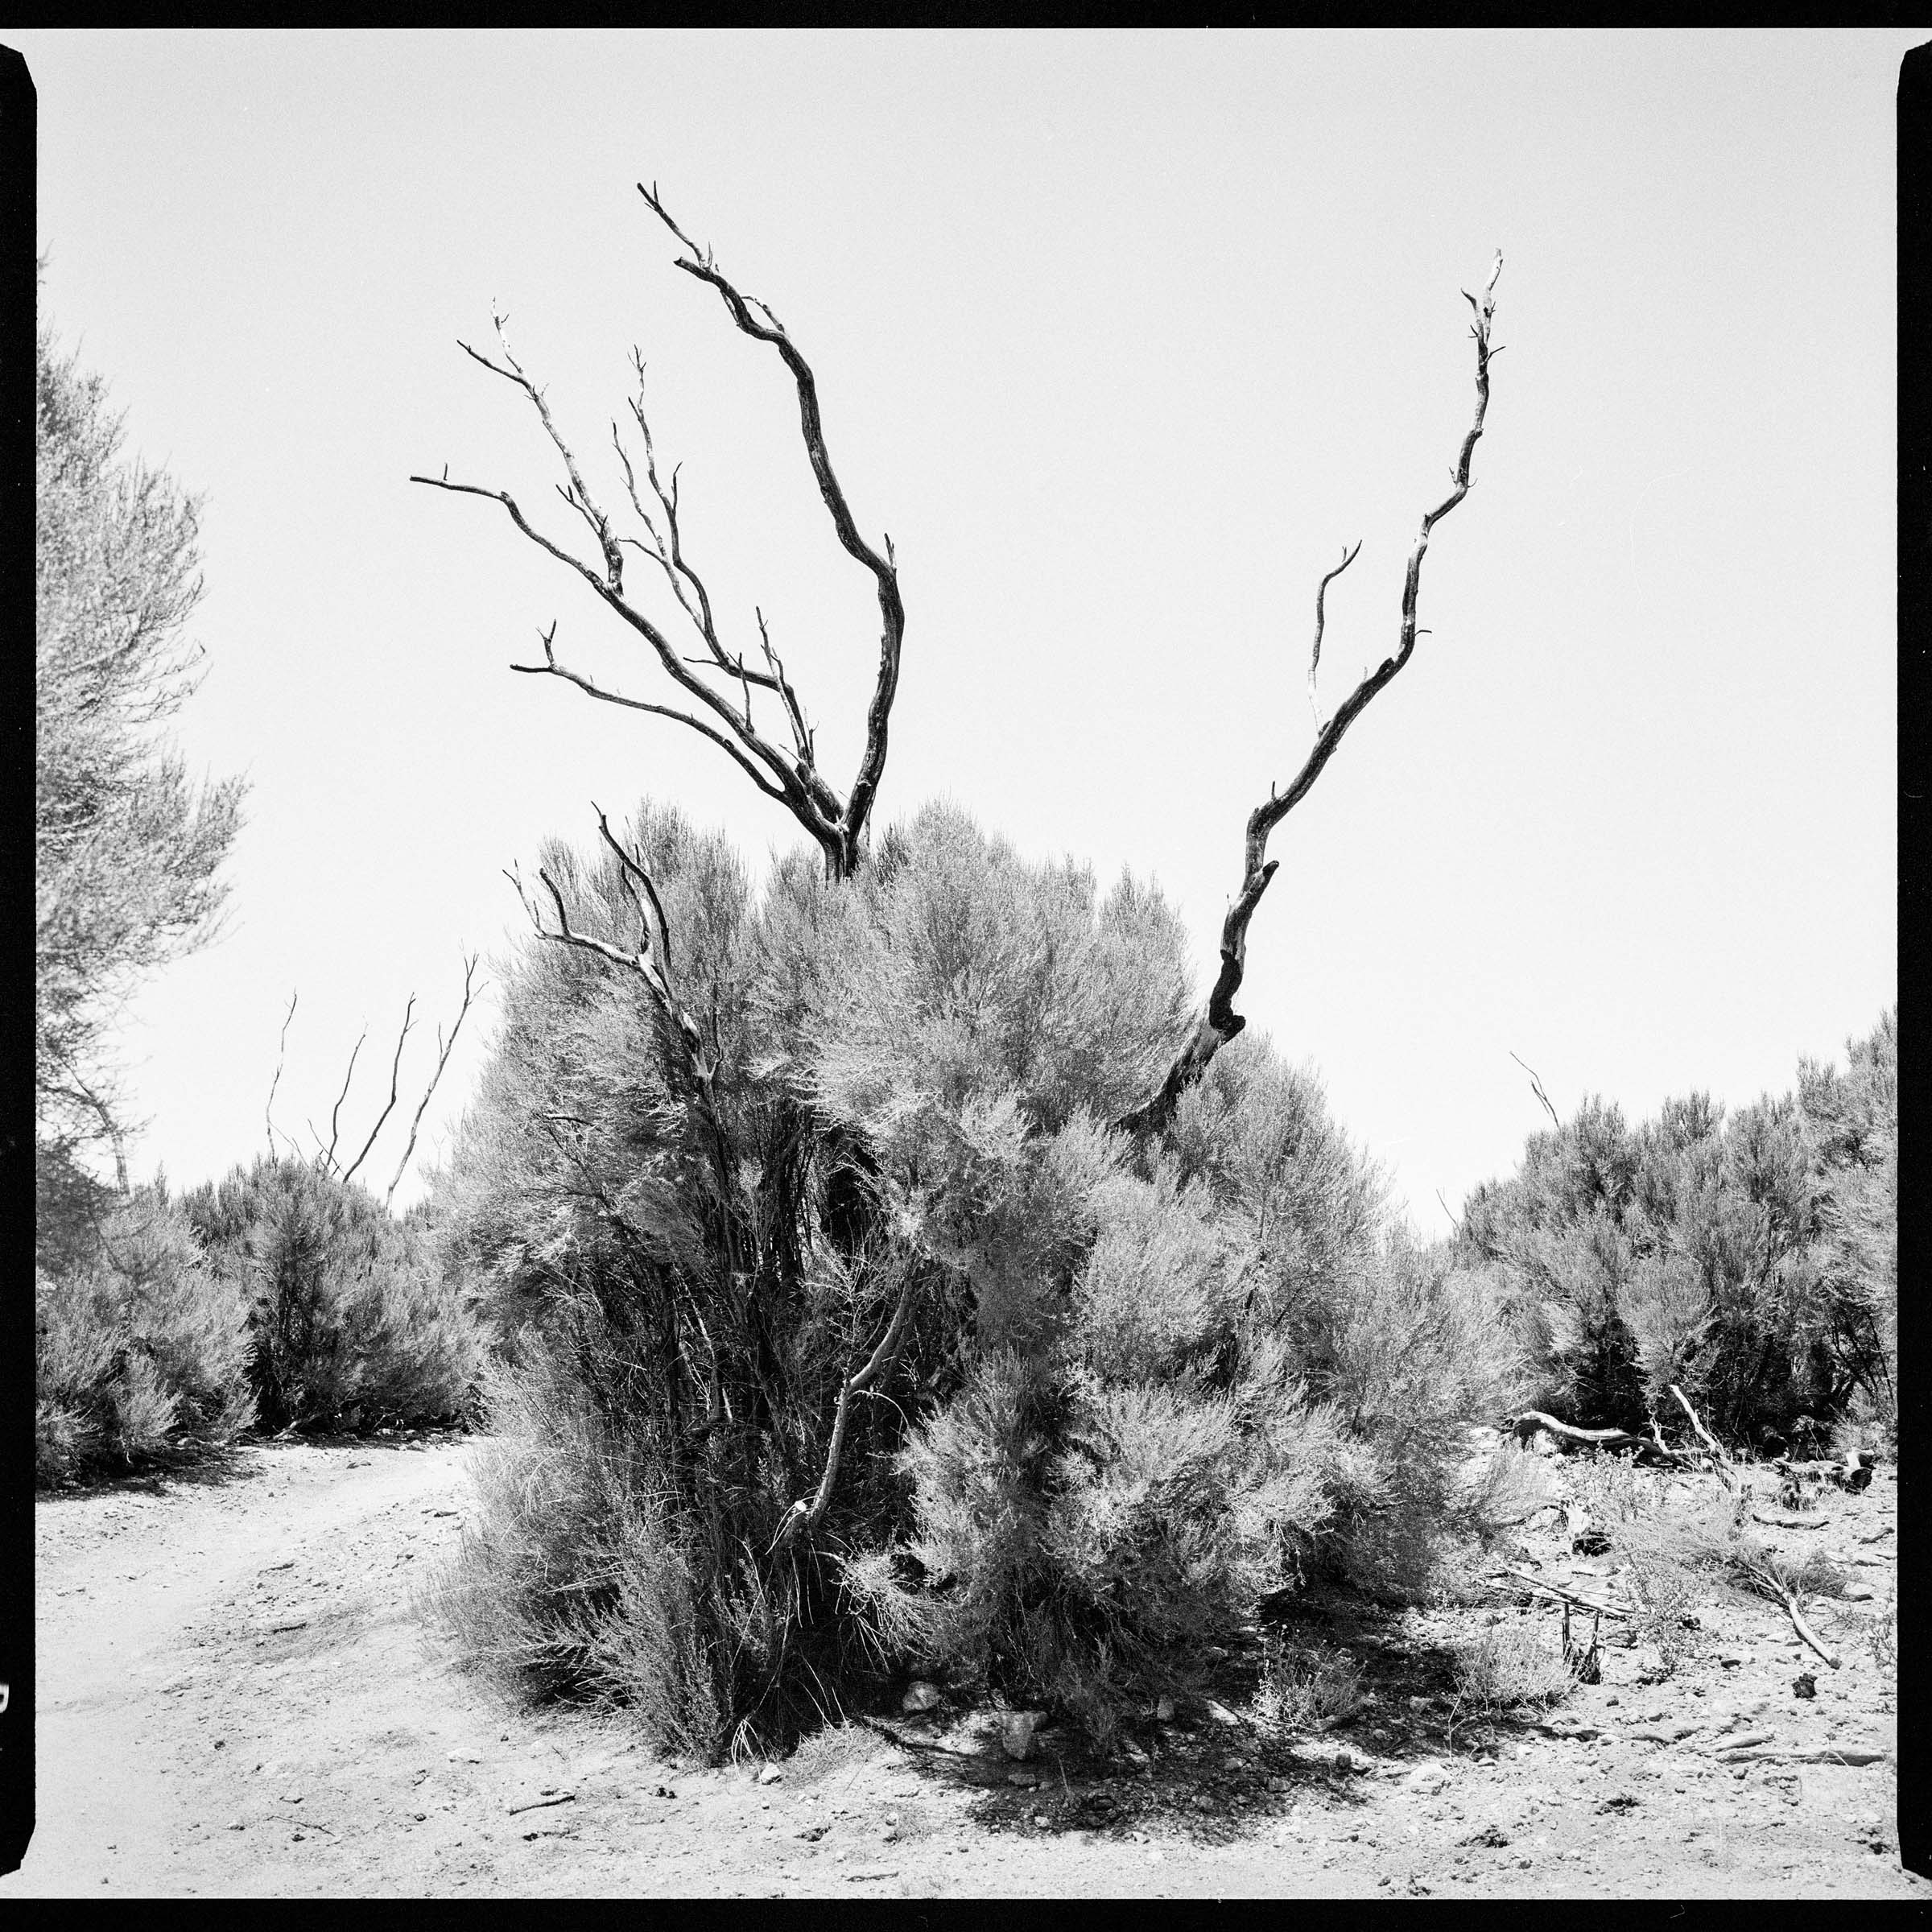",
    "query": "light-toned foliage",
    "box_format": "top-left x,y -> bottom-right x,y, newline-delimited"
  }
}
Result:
1456,1011 -> 1896,1446
430,799 -> 1532,1756
35,1189 -> 254,1482
35,313 -> 245,1162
